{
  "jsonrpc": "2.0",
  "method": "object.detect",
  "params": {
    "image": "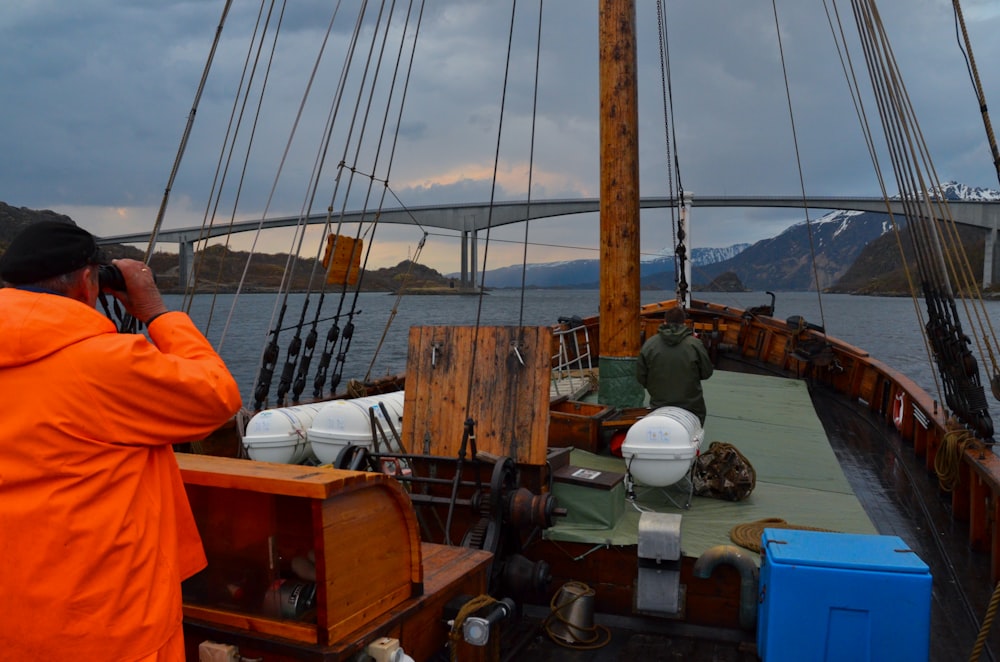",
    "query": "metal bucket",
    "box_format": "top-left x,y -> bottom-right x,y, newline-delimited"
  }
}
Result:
547,582 -> 597,644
